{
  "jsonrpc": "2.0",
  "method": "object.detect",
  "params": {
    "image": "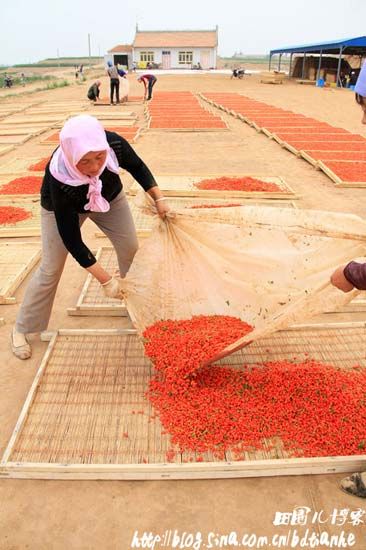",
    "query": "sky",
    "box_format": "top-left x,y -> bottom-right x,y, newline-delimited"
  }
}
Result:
2,0 -> 366,65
